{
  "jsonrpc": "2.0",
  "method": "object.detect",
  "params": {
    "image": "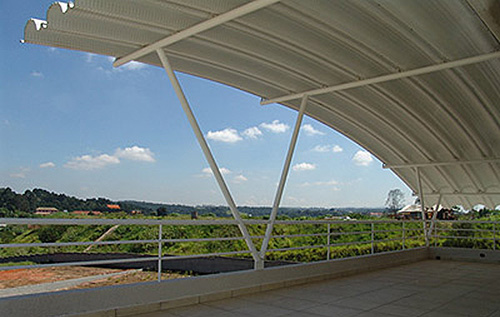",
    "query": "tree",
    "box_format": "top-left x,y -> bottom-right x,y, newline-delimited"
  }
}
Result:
385,189 -> 405,212
157,207 -> 168,217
